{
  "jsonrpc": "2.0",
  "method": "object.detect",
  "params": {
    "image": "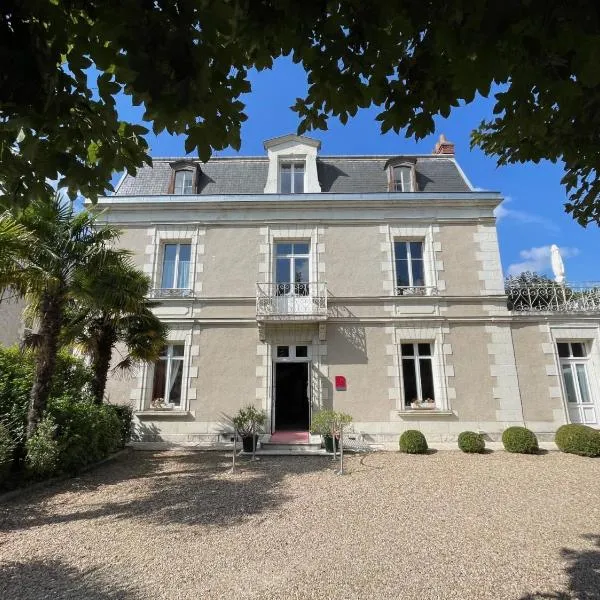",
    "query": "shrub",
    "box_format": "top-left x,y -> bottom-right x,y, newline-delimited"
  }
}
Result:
458,431 -> 486,453
502,426 -> 539,454
47,397 -> 121,473
0,421 -> 14,483
399,430 -> 428,454
310,410 -> 353,437
109,404 -> 134,448
0,345 -> 93,447
555,424 -> 600,457
26,416 -> 60,477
